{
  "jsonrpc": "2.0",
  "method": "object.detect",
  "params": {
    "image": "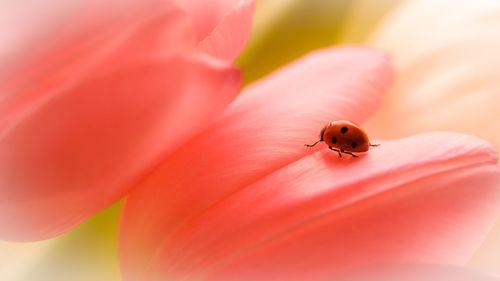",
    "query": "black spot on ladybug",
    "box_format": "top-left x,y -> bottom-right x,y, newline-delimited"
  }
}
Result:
341,126 -> 348,134
351,142 -> 357,149
331,137 -> 337,144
